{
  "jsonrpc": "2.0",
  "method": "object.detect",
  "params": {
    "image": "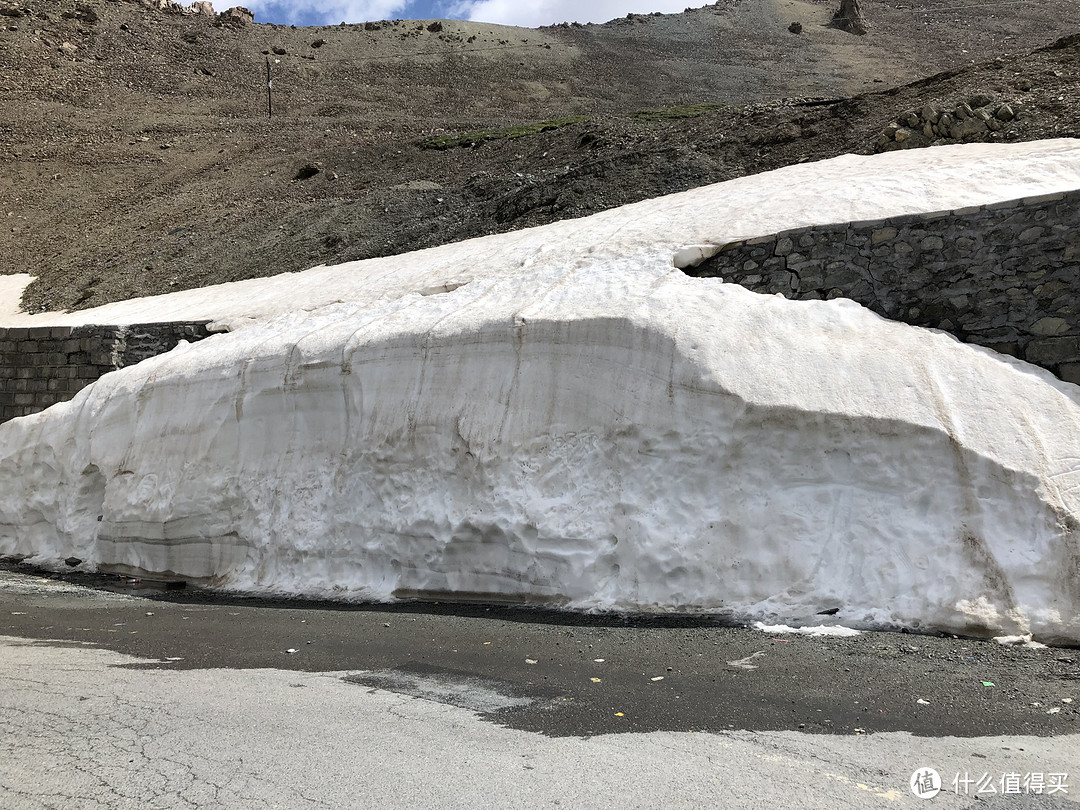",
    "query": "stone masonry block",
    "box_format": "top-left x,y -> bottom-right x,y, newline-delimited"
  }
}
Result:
1022,192 -> 1066,206
1025,337 -> 1080,366
871,227 -> 898,245
1060,363 -> 1080,386
1030,317 -> 1070,337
